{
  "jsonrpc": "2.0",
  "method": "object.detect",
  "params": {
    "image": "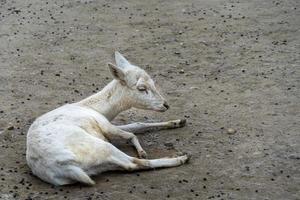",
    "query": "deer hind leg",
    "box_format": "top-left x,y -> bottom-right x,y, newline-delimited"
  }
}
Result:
108,143 -> 190,171
117,119 -> 186,134
59,141 -> 189,185
102,125 -> 147,158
